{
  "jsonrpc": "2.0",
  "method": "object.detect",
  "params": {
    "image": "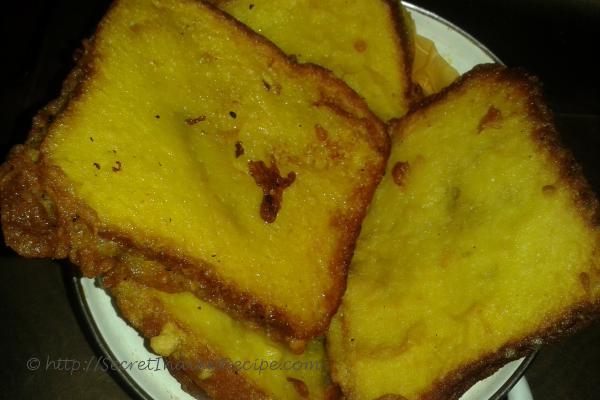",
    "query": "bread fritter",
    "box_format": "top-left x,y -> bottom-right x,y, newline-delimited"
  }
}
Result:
112,279 -> 335,400
327,64 -> 600,400
208,0 -> 415,121
0,0 -> 388,343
